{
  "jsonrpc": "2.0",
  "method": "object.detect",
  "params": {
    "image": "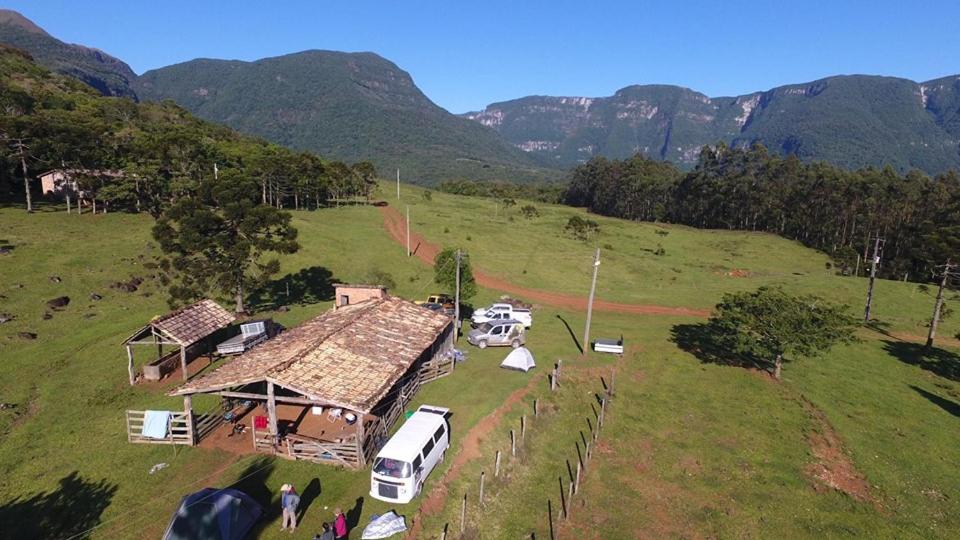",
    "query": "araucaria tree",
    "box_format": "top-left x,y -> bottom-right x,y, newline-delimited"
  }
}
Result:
709,287 -> 858,379
153,170 -> 300,313
434,247 -> 477,302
